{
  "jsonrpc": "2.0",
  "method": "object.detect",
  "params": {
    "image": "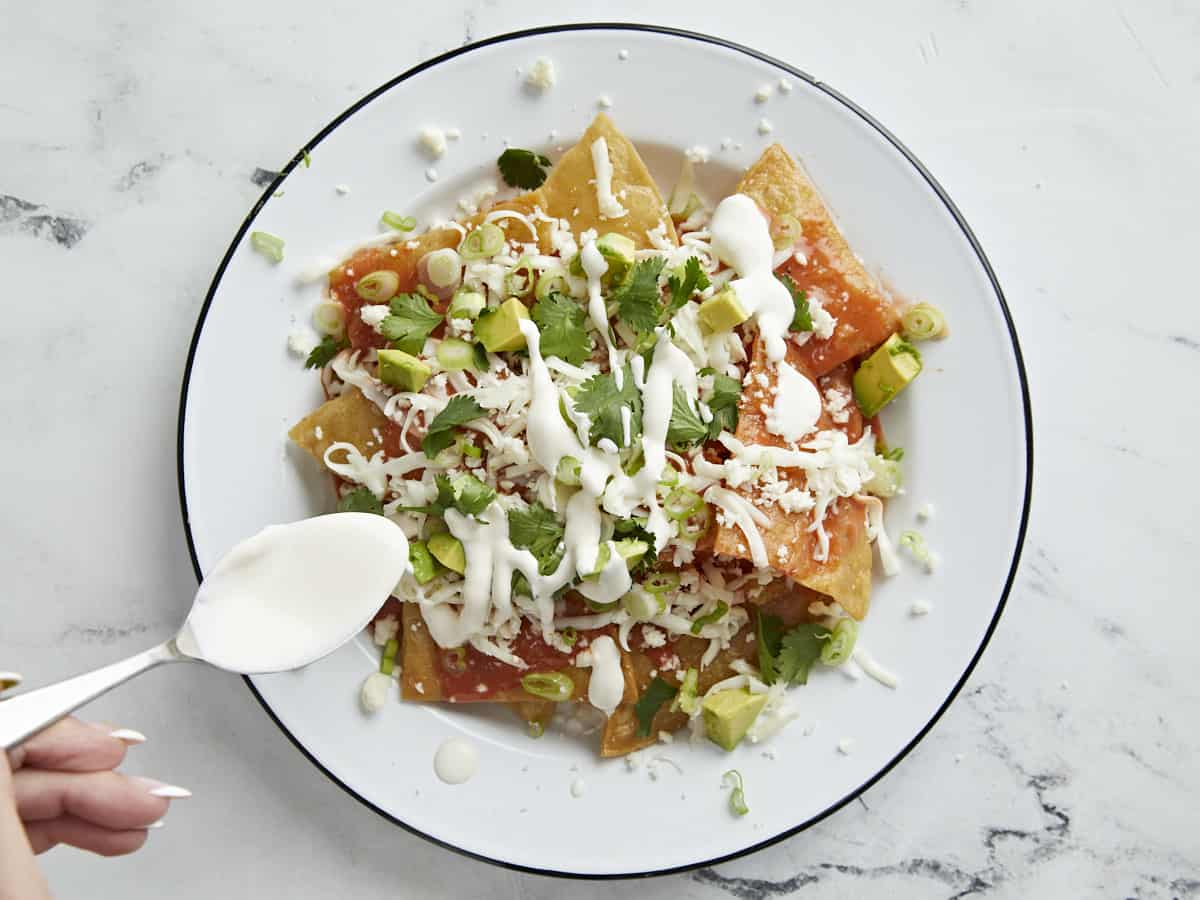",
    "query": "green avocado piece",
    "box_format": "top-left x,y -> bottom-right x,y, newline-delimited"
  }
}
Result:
408,541 -> 438,584
852,333 -> 923,418
698,286 -> 750,335
377,348 -> 432,392
702,688 -> 769,752
596,232 -> 636,281
583,538 -> 650,580
475,297 -> 530,352
427,532 -> 466,574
